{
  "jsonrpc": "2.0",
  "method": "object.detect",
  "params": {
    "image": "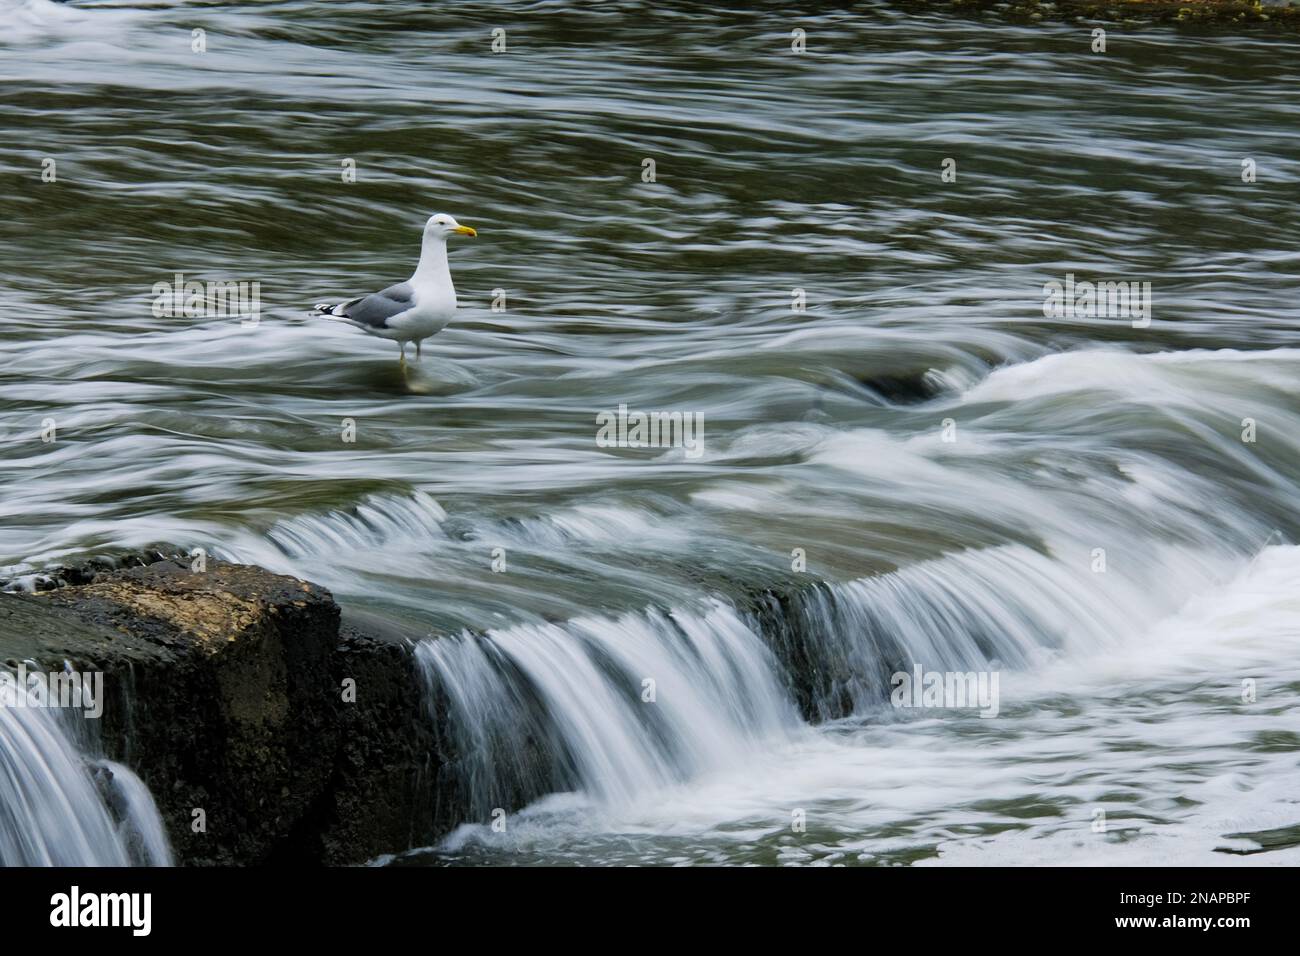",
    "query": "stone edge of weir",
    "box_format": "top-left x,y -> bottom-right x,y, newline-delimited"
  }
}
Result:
0,553 -> 885,865
0,556 -> 443,866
